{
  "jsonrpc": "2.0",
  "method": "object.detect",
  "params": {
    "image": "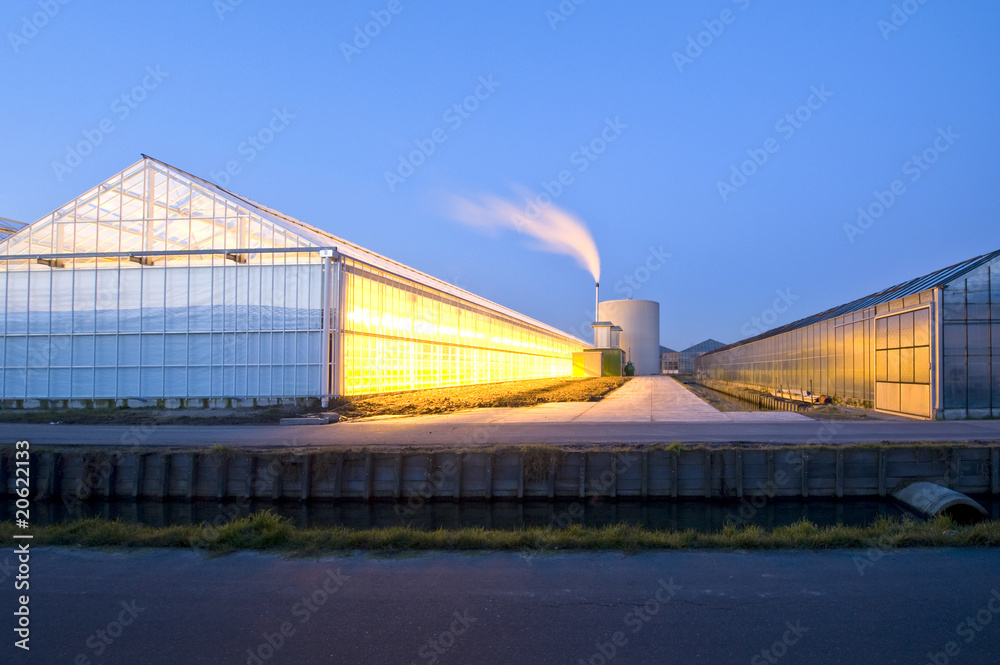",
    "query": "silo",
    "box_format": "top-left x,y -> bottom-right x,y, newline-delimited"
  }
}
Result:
598,299 -> 660,375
